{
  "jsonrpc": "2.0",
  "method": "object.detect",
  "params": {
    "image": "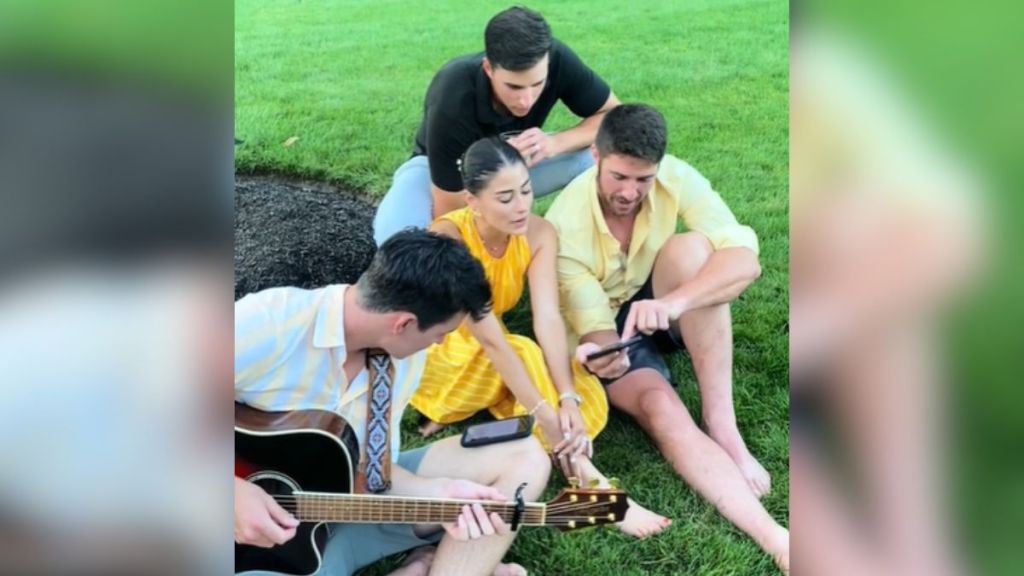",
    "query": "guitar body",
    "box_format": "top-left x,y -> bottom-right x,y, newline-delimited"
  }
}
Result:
234,404 -> 630,575
235,403 -> 360,576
